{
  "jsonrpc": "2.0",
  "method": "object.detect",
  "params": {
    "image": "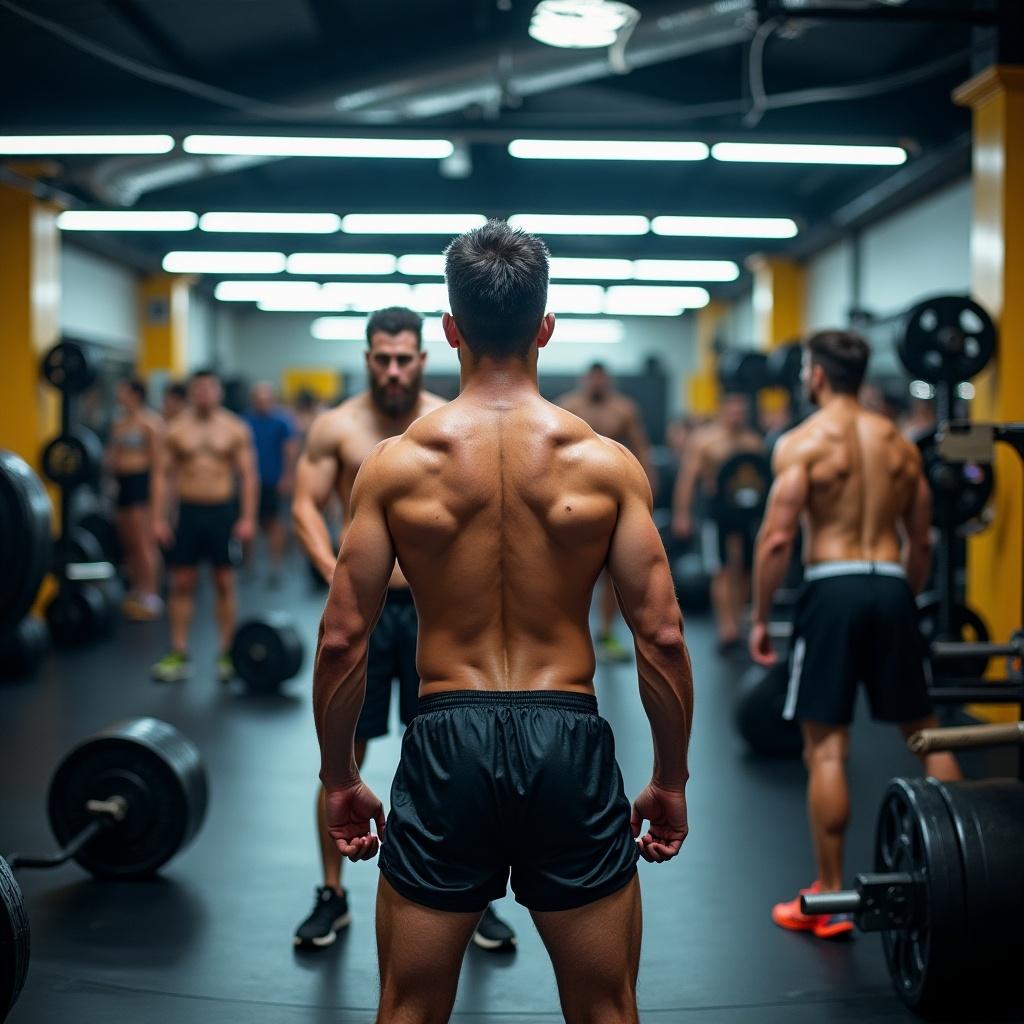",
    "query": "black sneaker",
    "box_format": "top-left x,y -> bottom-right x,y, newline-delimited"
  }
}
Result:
472,904 -> 516,952
294,886 -> 351,950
